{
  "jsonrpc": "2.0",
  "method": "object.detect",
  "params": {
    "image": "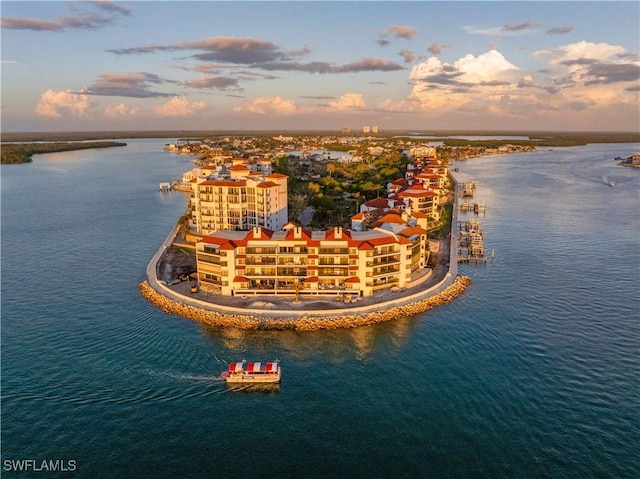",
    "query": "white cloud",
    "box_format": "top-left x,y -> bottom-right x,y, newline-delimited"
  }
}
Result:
388,43 -> 639,129
455,50 -> 519,82
410,50 -> 519,84
546,41 -> 627,65
154,97 -> 205,117
35,89 -> 92,118
233,96 -> 296,115
104,103 -> 140,117
326,93 -> 366,112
